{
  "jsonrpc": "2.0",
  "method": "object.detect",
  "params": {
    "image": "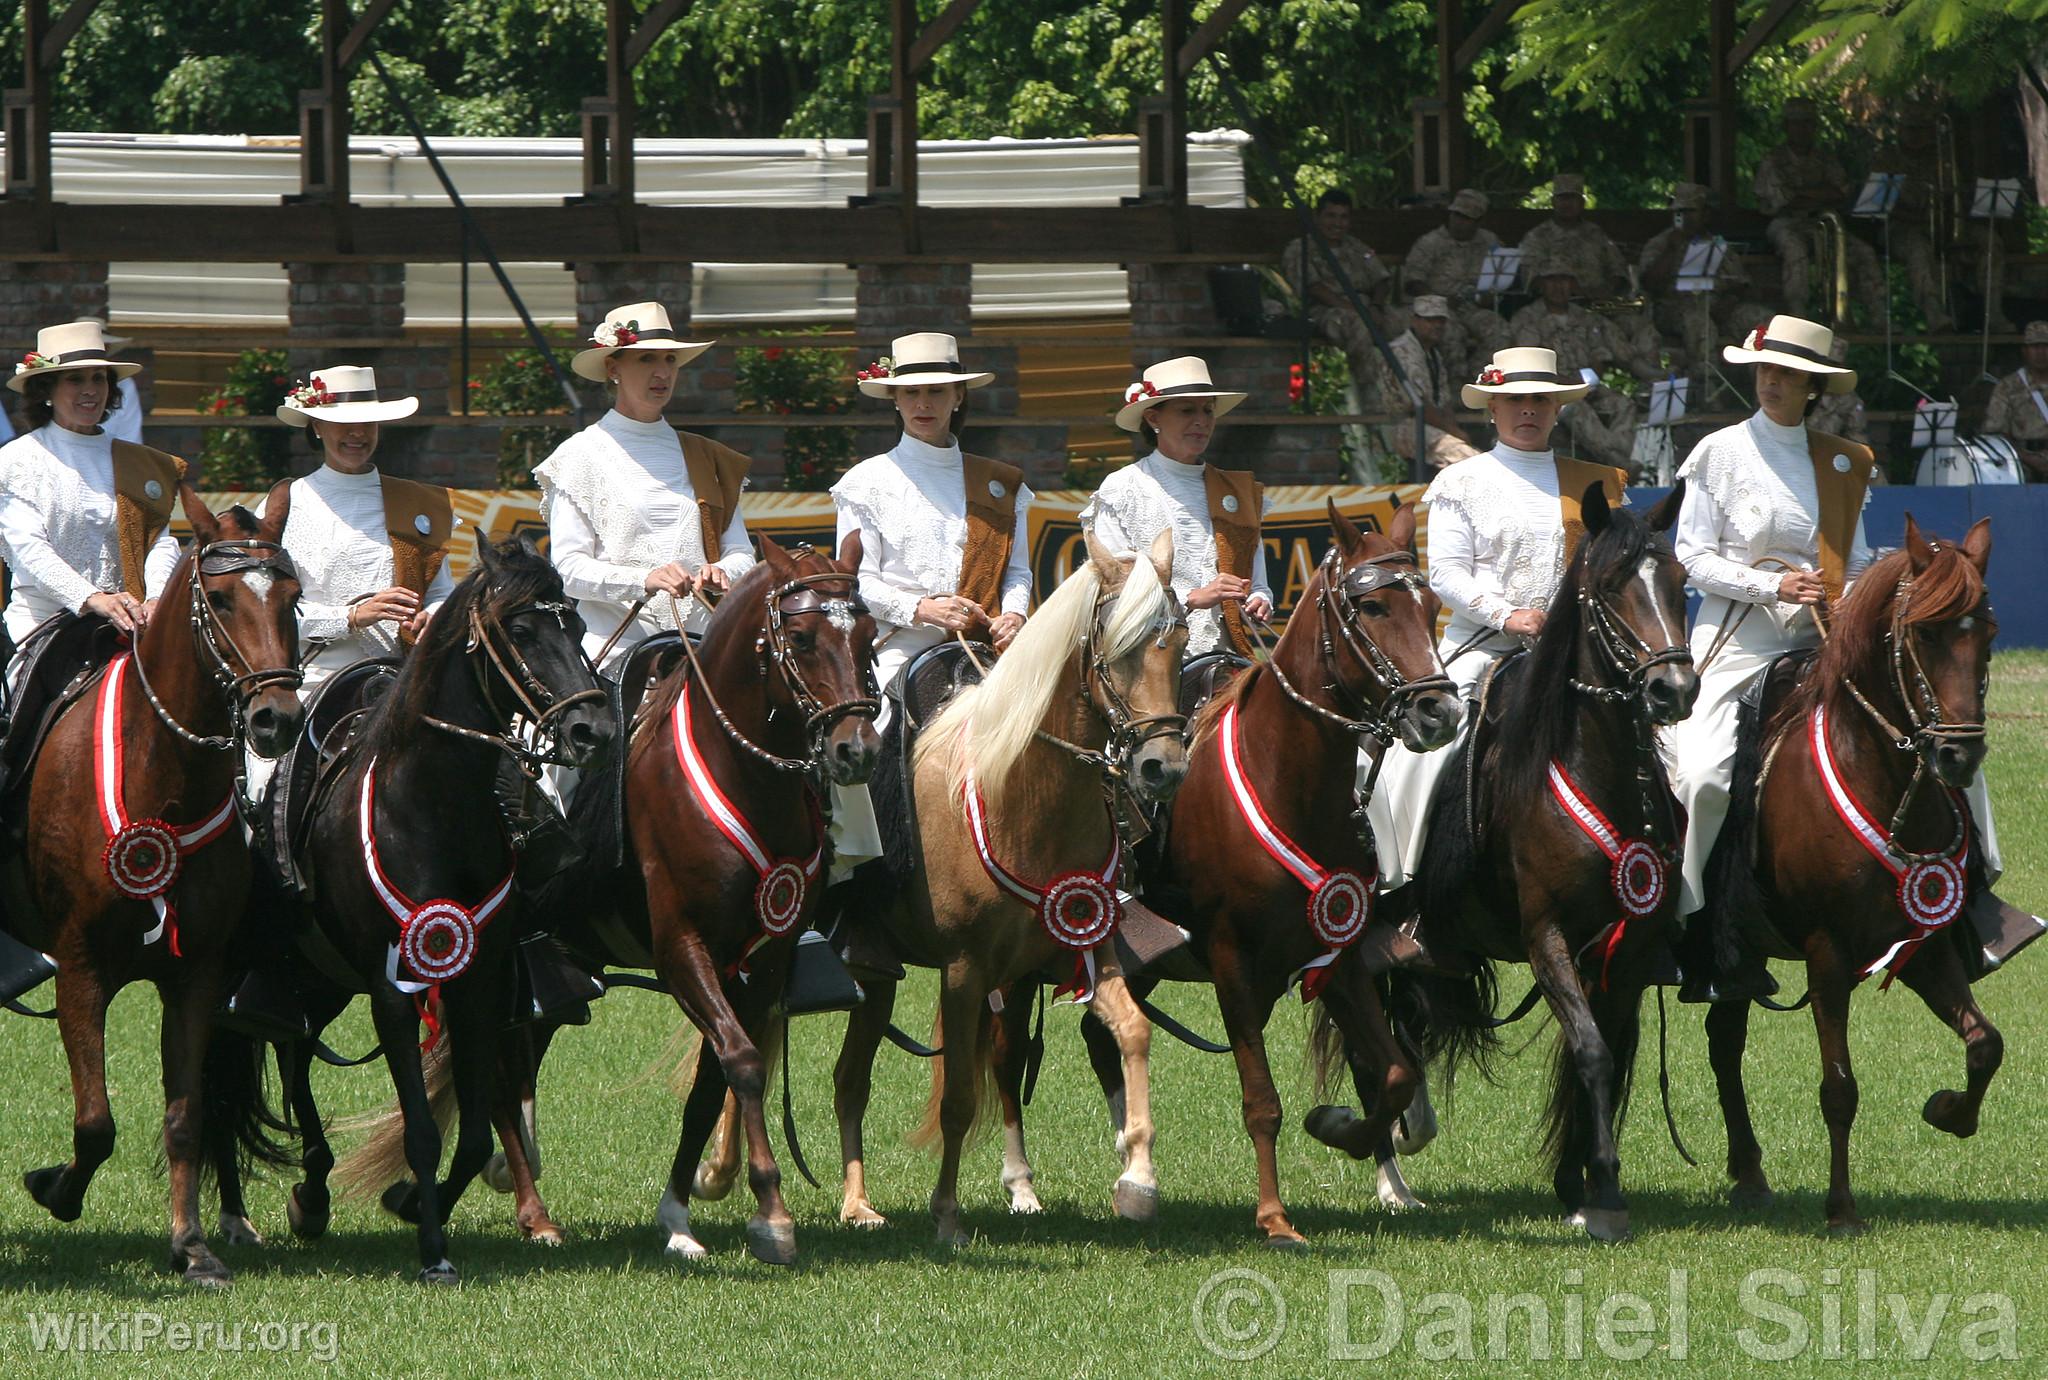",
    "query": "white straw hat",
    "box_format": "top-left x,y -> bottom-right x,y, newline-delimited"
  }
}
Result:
275,365 -> 421,426
1721,315 -> 1857,394
1114,355 -> 1249,432
570,302 -> 714,382
1459,347 -> 1592,408
8,320 -> 143,394
854,332 -> 995,398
